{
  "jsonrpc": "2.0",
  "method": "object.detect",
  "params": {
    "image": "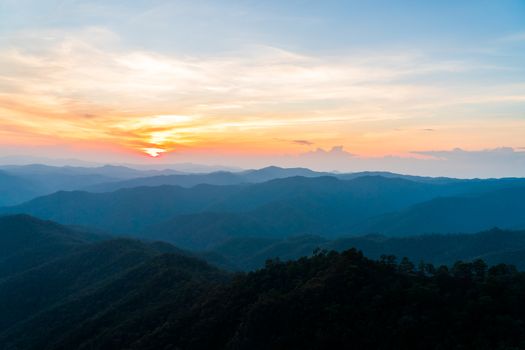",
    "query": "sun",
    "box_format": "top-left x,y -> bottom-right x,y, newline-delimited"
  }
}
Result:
143,148 -> 166,157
